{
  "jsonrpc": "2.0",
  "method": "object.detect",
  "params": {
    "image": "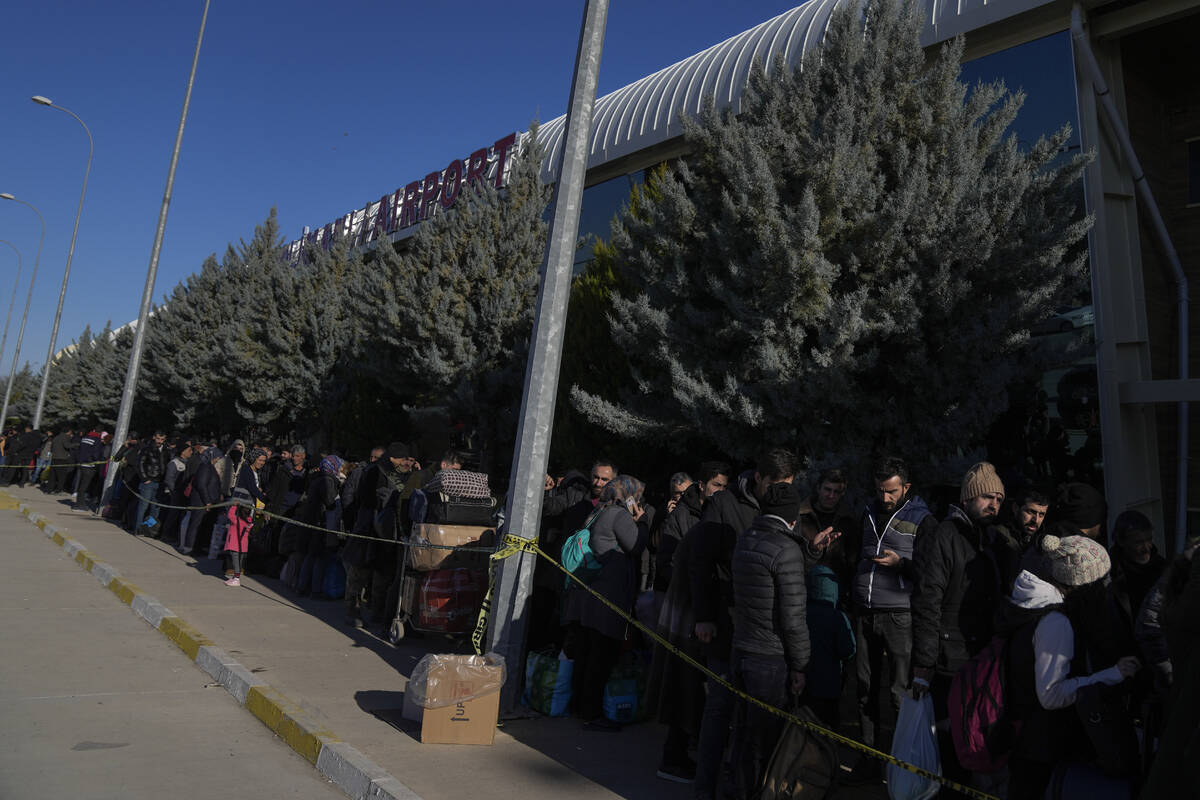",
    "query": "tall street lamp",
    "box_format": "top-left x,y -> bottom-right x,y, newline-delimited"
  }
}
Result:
0,241 -> 25,394
104,0 -> 210,500
0,194 -> 45,429
30,95 -> 92,430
